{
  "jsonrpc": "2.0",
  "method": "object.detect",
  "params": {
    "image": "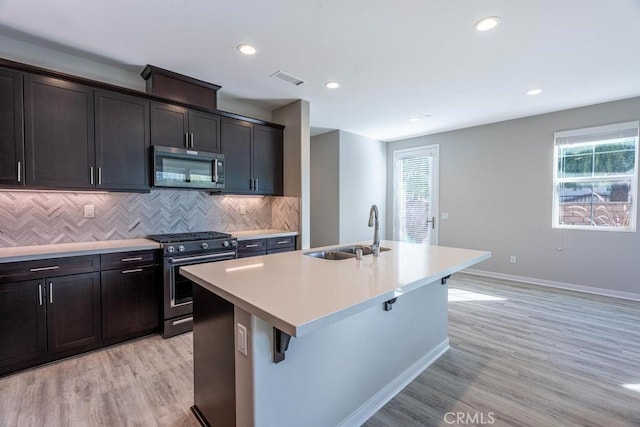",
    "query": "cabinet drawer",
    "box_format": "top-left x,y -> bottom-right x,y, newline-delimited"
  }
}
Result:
237,239 -> 266,252
267,236 -> 296,249
101,250 -> 160,270
0,255 -> 100,283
